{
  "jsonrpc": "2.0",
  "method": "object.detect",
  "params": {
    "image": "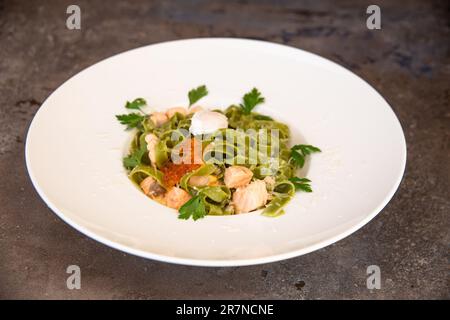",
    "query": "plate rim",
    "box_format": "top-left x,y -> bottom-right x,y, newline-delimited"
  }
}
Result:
25,37 -> 407,267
